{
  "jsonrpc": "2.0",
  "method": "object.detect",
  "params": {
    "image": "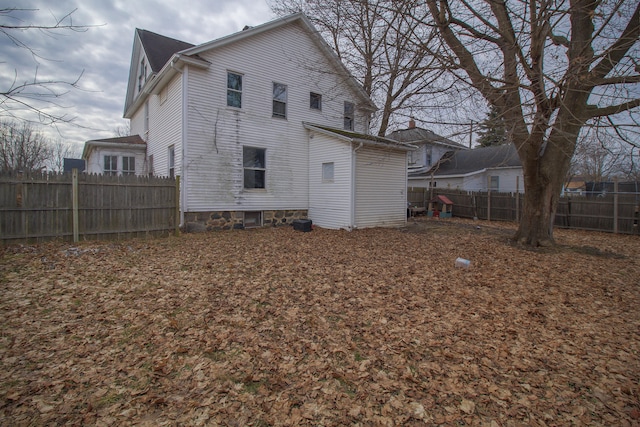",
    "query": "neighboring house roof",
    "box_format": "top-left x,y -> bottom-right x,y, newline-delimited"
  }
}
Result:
136,29 -> 195,72
413,143 -> 521,178
125,13 -> 377,118
82,135 -> 147,159
303,123 -> 416,152
387,126 -> 468,150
